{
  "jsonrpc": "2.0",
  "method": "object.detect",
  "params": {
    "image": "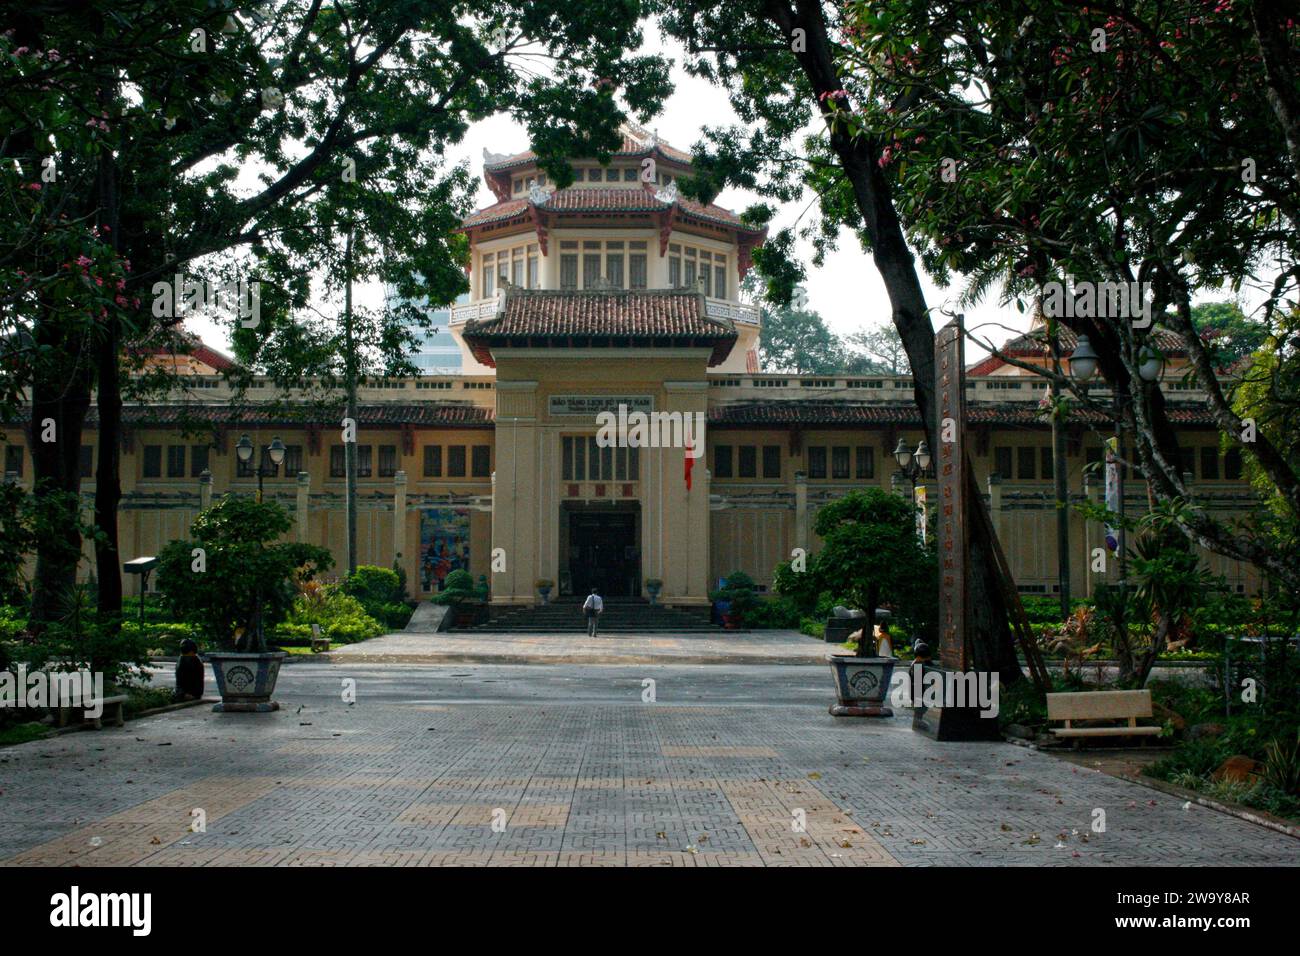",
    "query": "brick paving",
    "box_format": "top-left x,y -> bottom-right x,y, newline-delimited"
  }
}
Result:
0,663 -> 1296,867
326,628 -> 833,665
